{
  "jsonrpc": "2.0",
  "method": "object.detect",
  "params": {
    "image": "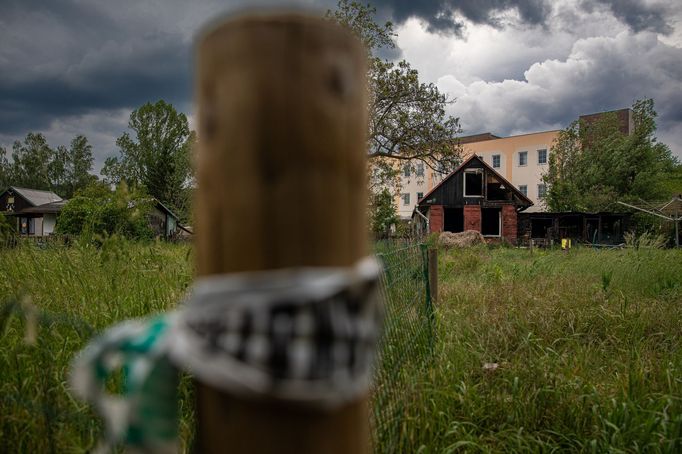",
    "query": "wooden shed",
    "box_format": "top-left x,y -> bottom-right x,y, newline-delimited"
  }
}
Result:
517,211 -> 630,246
415,155 -> 533,242
0,186 -> 65,236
